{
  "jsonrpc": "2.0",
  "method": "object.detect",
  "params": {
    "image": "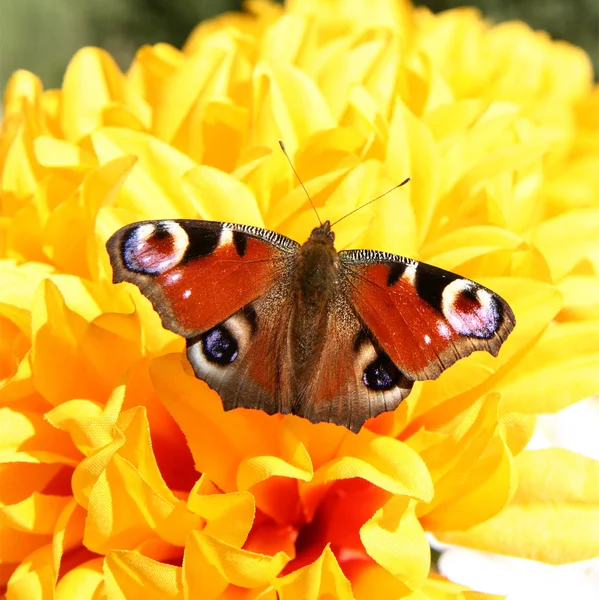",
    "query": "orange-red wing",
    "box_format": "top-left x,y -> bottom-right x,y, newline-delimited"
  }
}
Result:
107,219 -> 299,336
339,251 -> 515,380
